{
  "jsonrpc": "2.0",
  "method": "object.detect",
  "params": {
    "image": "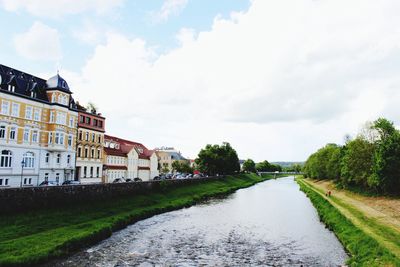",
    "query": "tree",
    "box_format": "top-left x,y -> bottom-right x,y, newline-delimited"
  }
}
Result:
340,137 -> 375,188
242,159 -> 256,173
371,118 -> 400,194
303,143 -> 342,179
172,161 -> 193,173
195,142 -> 240,176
